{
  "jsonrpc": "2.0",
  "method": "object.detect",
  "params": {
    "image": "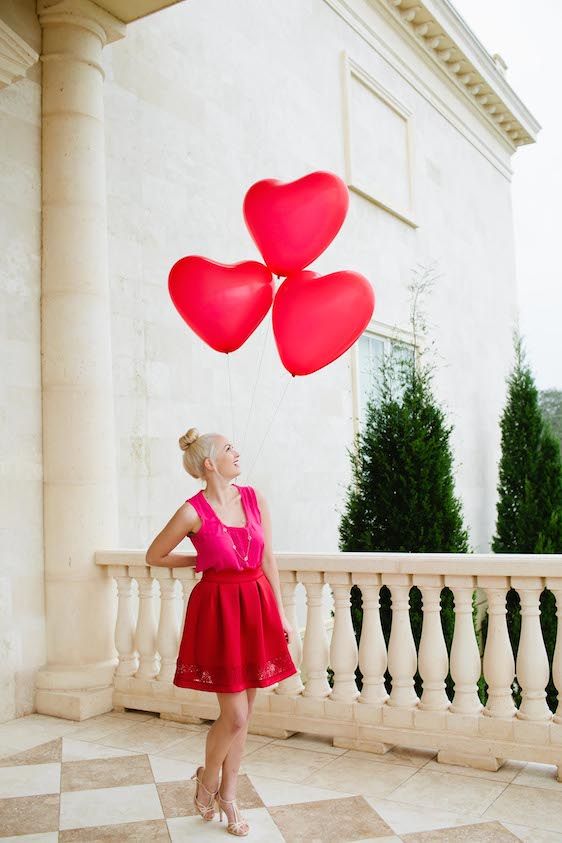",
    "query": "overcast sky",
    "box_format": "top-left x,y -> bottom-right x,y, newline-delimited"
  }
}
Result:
451,0 -> 561,391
